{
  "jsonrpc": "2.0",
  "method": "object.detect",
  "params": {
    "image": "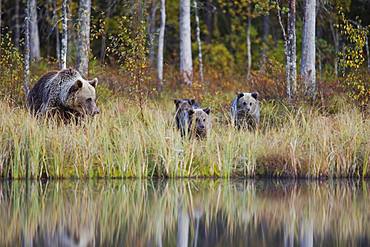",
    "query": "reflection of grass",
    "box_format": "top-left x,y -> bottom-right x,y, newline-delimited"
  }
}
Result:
0,99 -> 369,178
0,180 -> 369,246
